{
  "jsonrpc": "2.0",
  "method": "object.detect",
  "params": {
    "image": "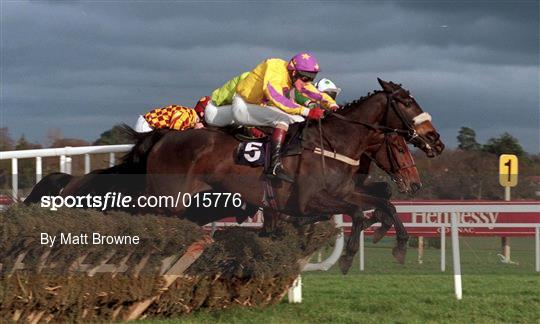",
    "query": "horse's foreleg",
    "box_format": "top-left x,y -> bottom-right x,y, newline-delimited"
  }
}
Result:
370,209 -> 393,243
261,209 -> 281,236
343,192 -> 409,264
354,183 -> 394,242
339,209 -> 365,275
